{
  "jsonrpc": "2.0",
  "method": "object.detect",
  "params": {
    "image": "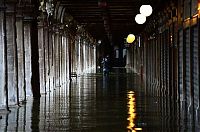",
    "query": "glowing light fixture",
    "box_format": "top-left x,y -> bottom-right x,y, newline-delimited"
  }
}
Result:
198,2 -> 200,10
98,40 -> 102,44
126,34 -> 135,43
135,14 -> 146,24
139,36 -> 141,47
140,5 -> 153,17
